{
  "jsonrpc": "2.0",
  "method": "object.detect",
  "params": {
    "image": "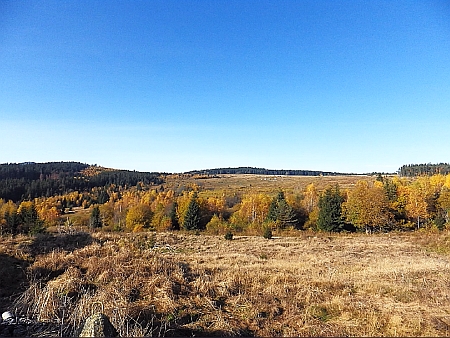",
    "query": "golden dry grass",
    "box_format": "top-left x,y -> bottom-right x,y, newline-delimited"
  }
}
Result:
164,174 -> 374,197
6,230 -> 450,336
